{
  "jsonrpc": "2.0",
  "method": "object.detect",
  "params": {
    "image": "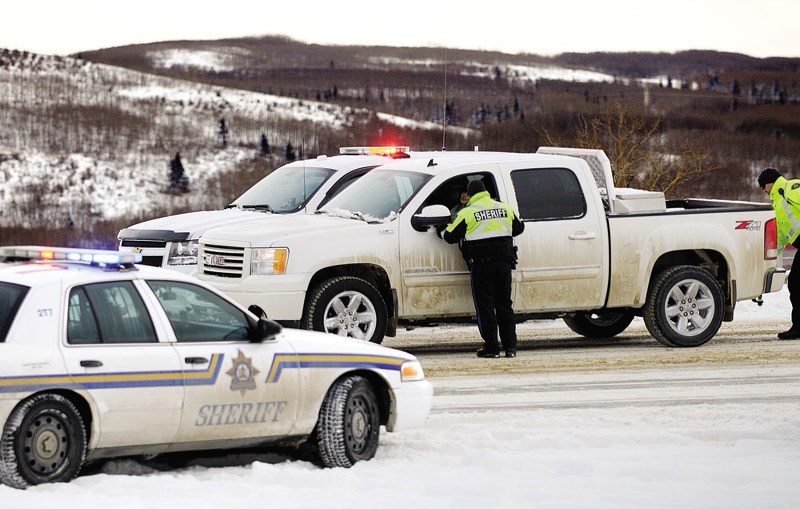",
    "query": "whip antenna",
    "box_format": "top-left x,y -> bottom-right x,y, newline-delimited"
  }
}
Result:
441,48 -> 447,151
